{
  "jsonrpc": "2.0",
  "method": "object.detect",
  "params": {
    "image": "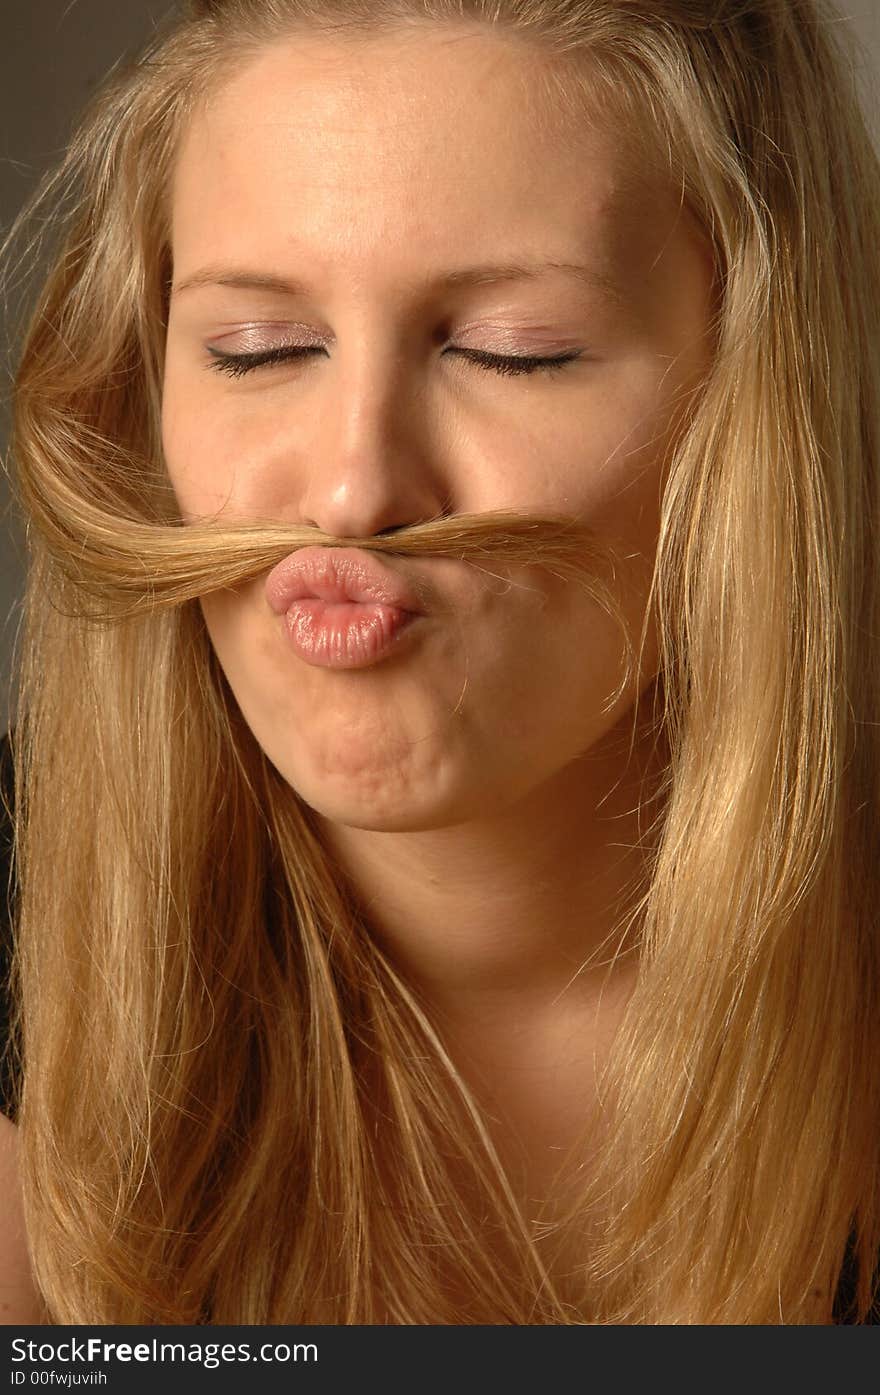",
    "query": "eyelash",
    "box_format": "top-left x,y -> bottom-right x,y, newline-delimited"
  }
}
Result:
205,344 -> 584,380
